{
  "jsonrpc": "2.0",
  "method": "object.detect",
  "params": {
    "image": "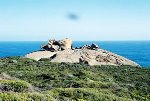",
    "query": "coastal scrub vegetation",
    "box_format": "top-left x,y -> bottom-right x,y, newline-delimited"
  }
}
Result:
0,57 -> 150,101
